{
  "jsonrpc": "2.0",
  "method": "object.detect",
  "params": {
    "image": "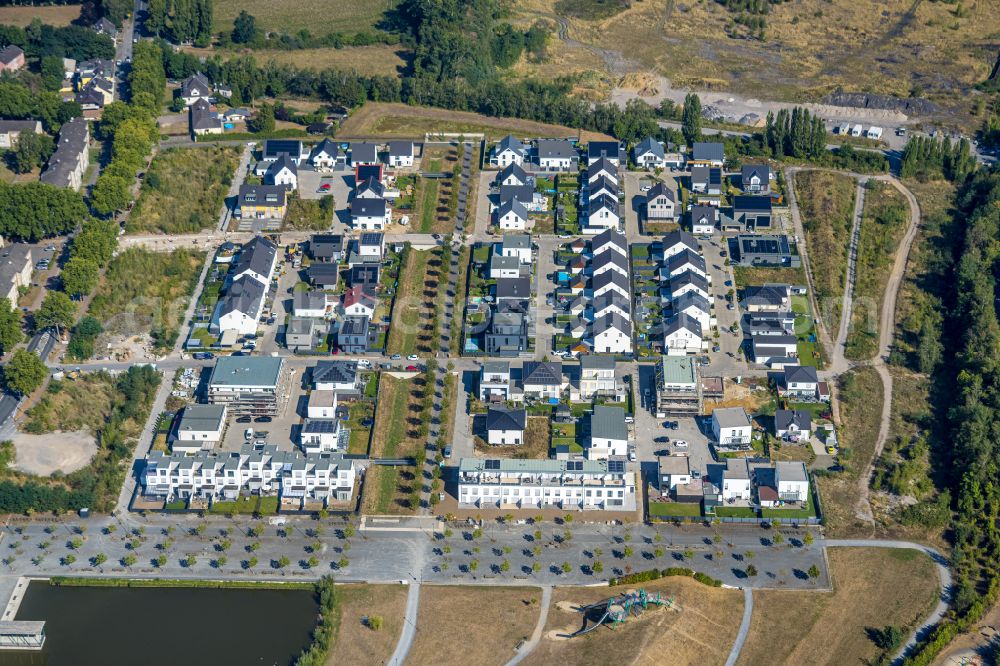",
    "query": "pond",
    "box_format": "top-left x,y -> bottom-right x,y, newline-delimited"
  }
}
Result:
0,582 -> 318,666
